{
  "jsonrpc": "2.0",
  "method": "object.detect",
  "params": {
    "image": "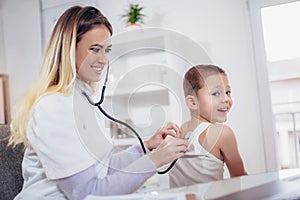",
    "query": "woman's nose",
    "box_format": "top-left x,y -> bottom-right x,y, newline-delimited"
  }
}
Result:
97,50 -> 108,64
